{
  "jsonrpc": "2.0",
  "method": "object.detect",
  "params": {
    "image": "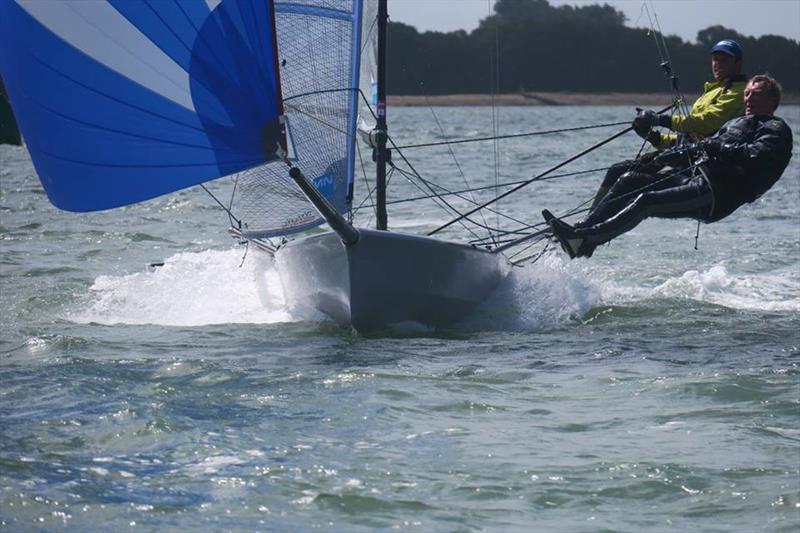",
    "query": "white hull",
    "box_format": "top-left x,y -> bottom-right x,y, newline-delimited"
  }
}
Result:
275,229 -> 506,331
